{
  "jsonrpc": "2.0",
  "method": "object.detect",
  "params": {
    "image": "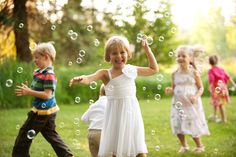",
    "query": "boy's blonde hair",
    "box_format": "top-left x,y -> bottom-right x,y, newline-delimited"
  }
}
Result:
33,42 -> 56,62
104,35 -> 132,62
